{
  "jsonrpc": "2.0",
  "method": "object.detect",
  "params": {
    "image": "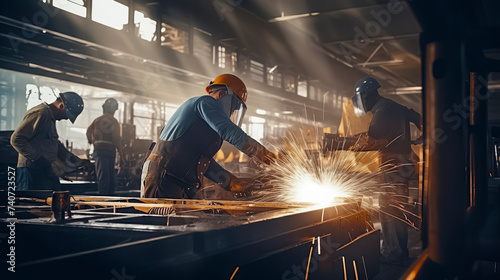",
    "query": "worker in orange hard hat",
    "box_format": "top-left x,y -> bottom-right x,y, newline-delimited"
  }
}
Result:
140,74 -> 275,199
